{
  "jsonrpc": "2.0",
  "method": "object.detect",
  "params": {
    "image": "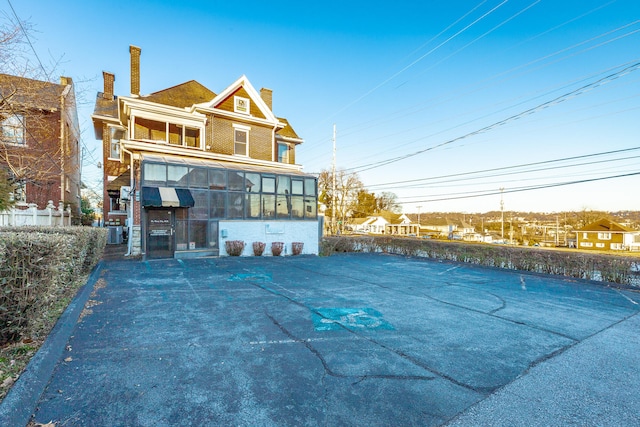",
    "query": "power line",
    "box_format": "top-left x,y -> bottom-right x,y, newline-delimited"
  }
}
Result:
396,171 -> 640,205
367,146 -> 640,189
345,60 -> 640,173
